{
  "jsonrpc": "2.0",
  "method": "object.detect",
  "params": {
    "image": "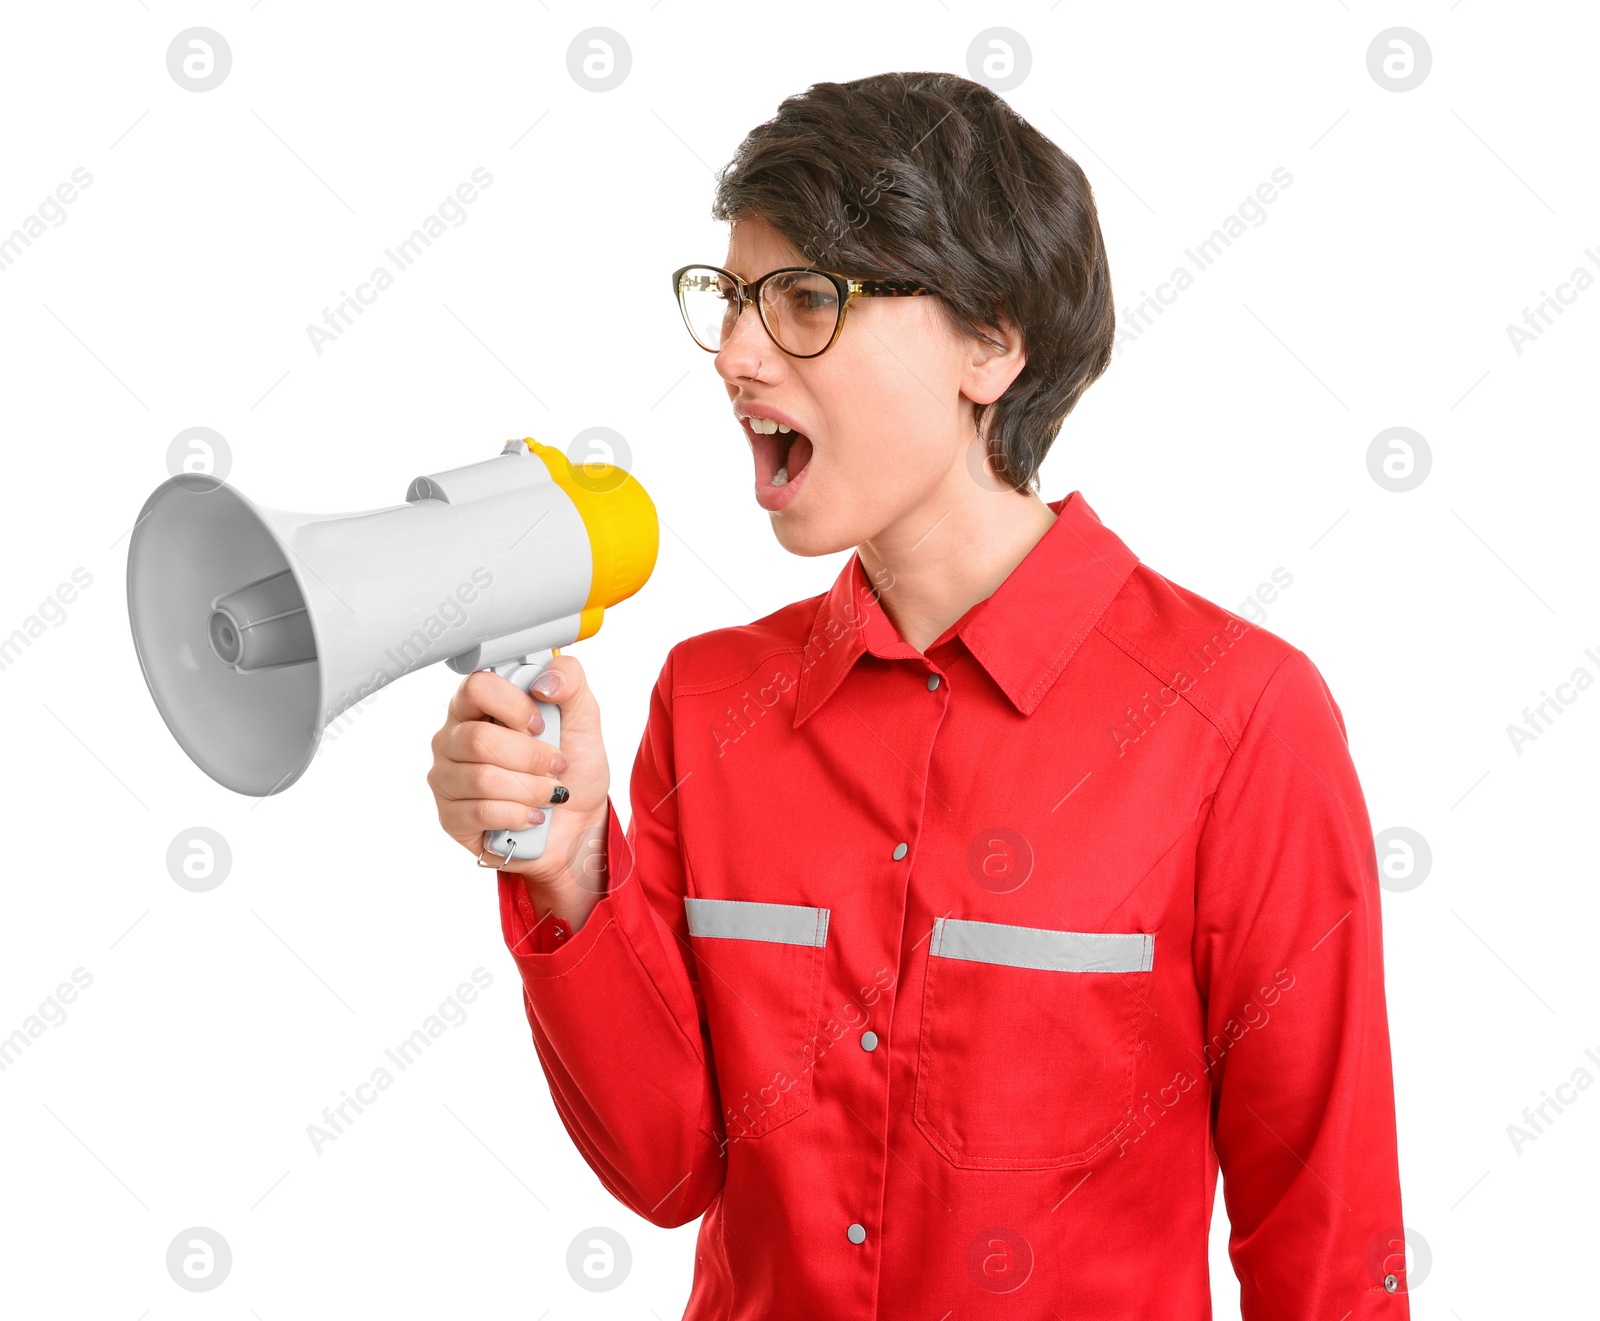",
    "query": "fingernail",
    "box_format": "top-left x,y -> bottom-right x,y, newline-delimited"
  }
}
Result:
531,671 -> 562,697
526,710 -> 544,734
527,809 -> 546,824
549,753 -> 569,775
549,784 -> 570,805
